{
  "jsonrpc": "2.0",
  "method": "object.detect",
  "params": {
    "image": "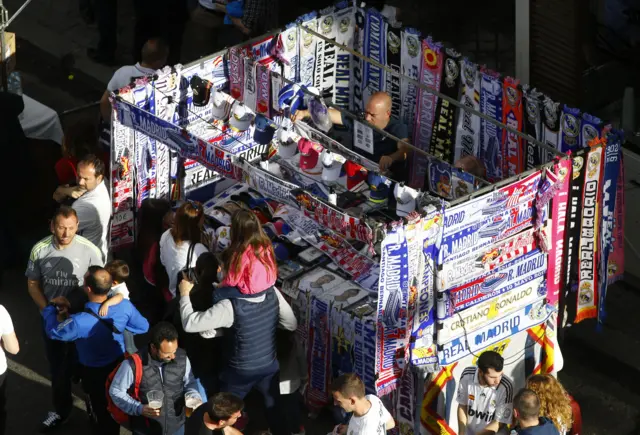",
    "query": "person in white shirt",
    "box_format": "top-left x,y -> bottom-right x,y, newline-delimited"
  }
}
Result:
0,304 -> 20,435
331,373 -> 395,435
457,351 -> 514,435
160,202 -> 210,298
53,155 -> 112,262
99,38 -> 169,121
